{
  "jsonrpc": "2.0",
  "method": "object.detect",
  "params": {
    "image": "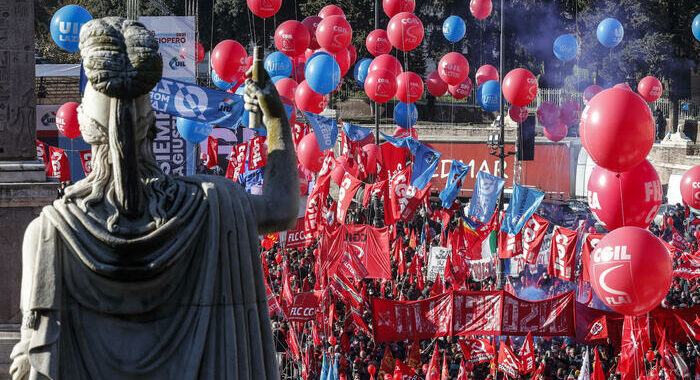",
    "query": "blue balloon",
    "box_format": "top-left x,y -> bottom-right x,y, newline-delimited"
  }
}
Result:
305,53 -> 341,95
394,102 -> 418,128
693,14 -> 700,42
264,52 -> 293,78
442,16 -> 466,43
479,80 -> 501,112
596,18 -> 624,48
212,69 -> 233,90
476,83 -> 485,109
176,117 -> 213,143
50,5 -> 92,52
553,34 -> 578,62
353,58 -> 372,87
